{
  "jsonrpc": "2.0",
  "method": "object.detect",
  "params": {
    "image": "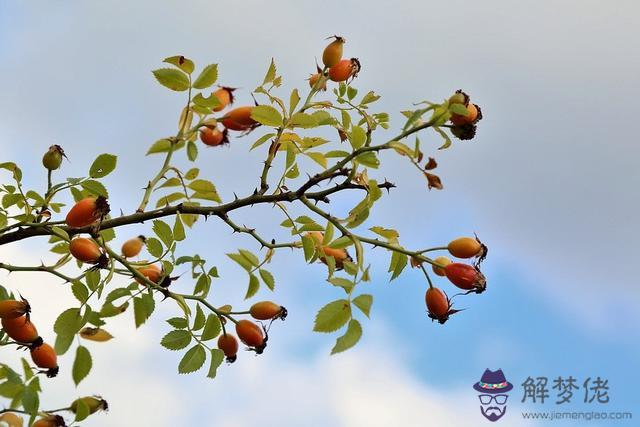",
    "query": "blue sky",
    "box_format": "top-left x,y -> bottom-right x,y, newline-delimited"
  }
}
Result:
1,1 -> 639,426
